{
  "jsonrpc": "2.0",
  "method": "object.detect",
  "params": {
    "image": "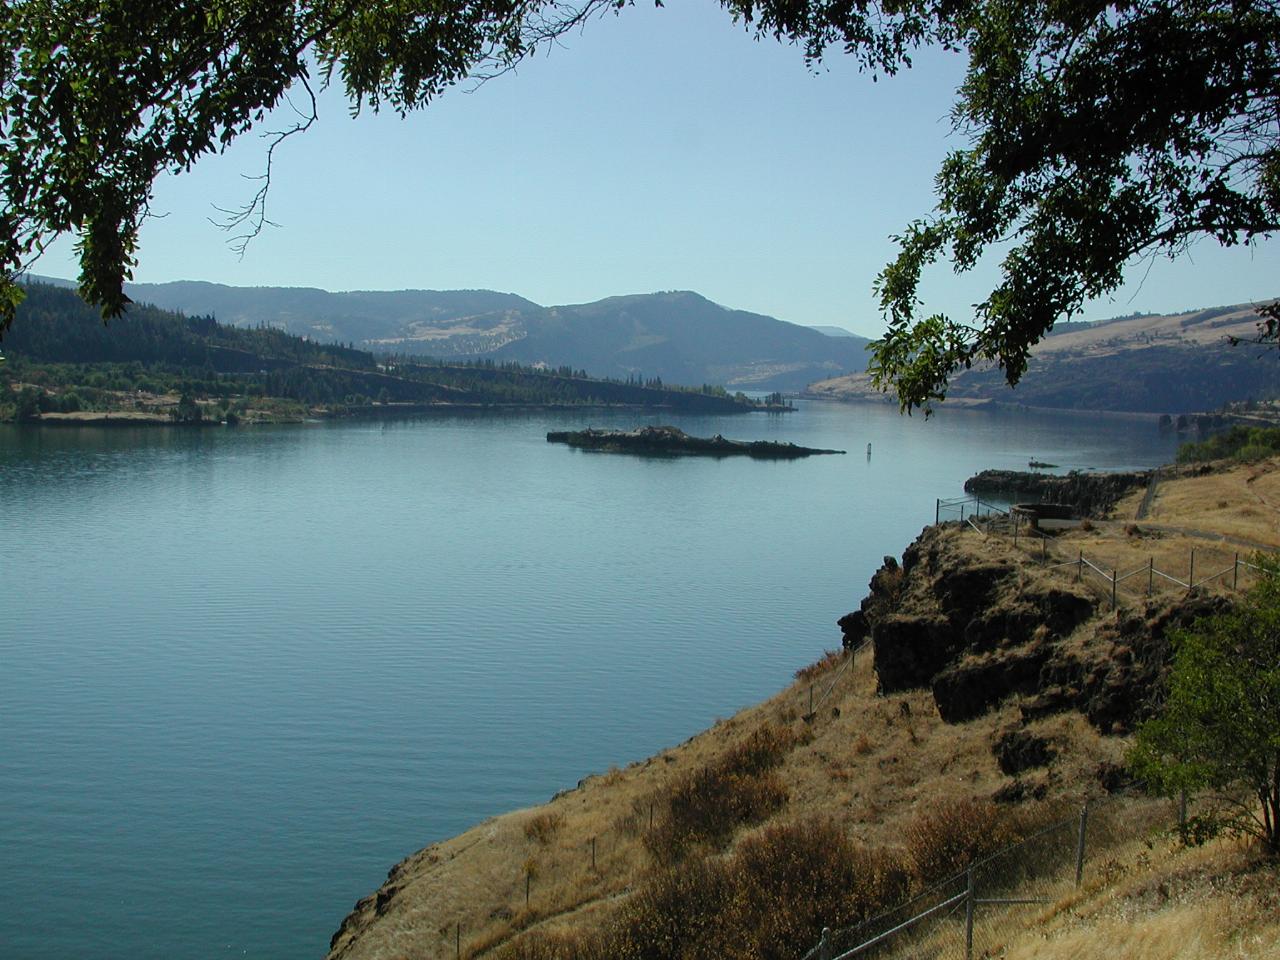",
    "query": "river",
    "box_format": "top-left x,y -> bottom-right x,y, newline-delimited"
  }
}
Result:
0,401 -> 1179,959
